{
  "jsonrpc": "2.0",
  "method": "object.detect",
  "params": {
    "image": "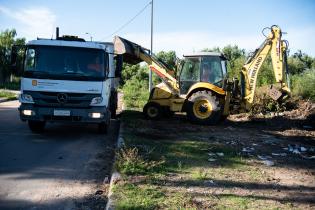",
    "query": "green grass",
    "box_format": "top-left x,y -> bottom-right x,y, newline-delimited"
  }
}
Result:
113,183 -> 194,210
0,90 -> 17,100
113,110 -> 297,209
